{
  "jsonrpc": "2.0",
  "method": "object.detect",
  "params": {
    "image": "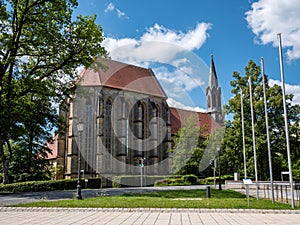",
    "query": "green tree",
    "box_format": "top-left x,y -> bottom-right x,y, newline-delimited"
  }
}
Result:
1,139 -> 52,183
170,115 -> 206,176
0,0 -> 107,184
223,60 -> 300,180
